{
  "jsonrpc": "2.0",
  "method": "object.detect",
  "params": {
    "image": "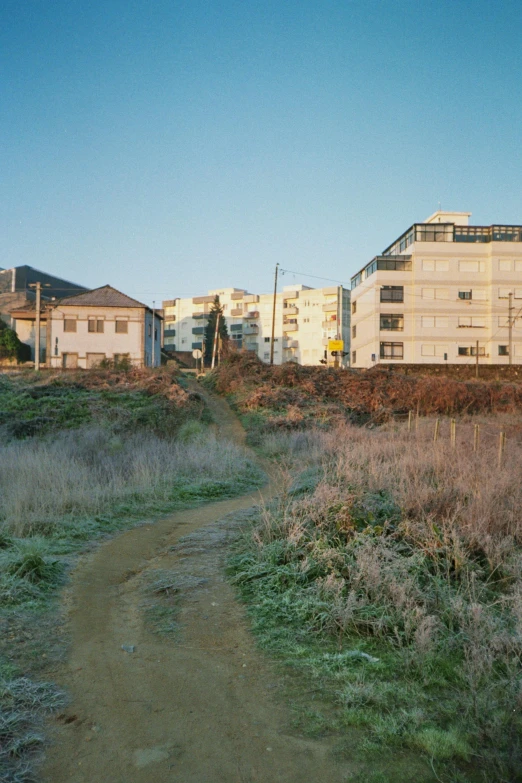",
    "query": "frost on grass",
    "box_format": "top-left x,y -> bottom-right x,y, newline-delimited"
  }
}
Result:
229,422 -> 522,782
0,427 -> 264,537
0,674 -> 66,782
